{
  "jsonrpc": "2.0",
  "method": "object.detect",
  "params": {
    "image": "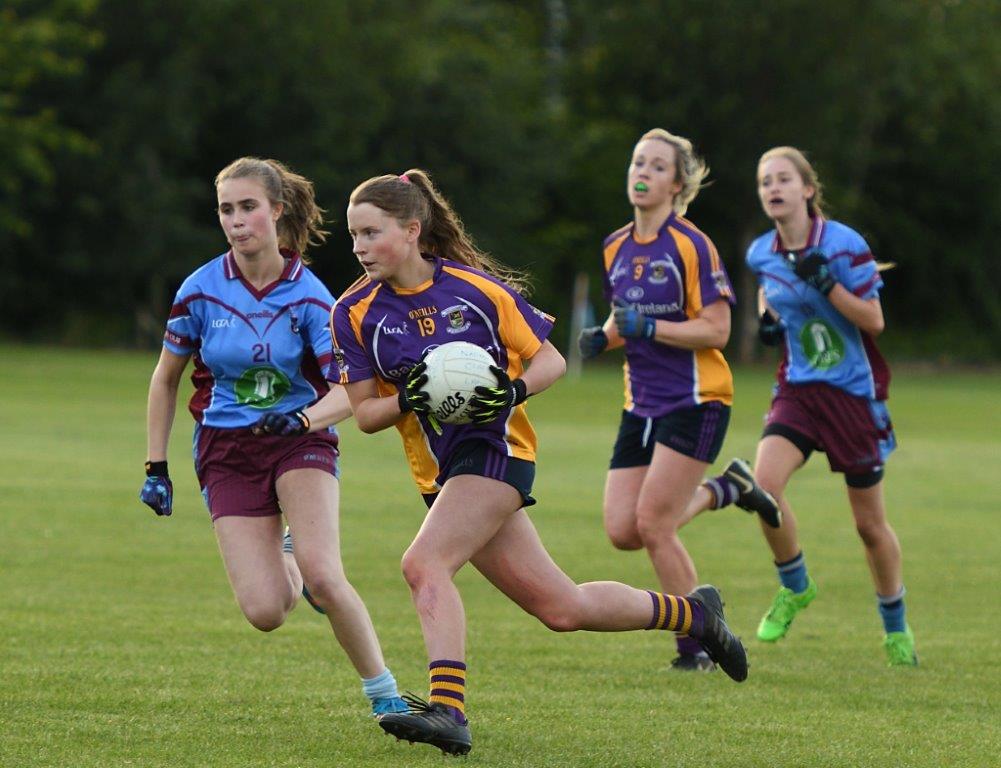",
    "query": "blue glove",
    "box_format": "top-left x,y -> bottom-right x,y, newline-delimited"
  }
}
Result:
140,461 -> 173,516
758,310 -> 785,347
577,326 -> 608,359
792,250 -> 836,295
252,410 -> 310,436
467,365 -> 528,424
612,298 -> 656,339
